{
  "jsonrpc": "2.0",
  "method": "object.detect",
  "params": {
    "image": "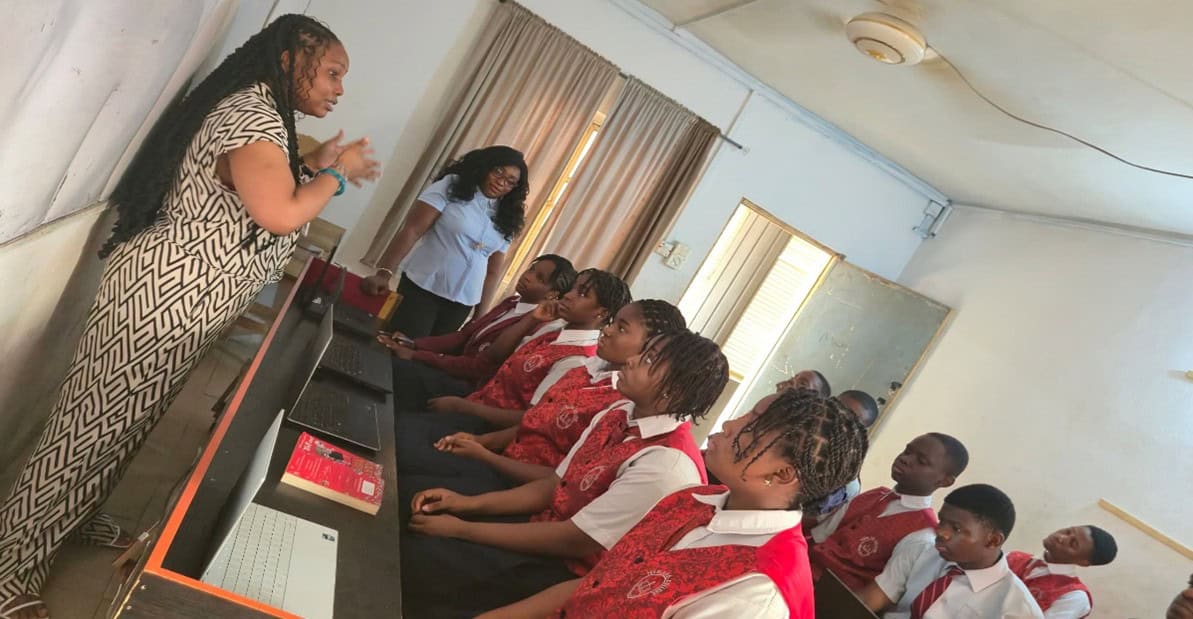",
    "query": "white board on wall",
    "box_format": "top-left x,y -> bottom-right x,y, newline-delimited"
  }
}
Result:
0,0 -> 238,245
